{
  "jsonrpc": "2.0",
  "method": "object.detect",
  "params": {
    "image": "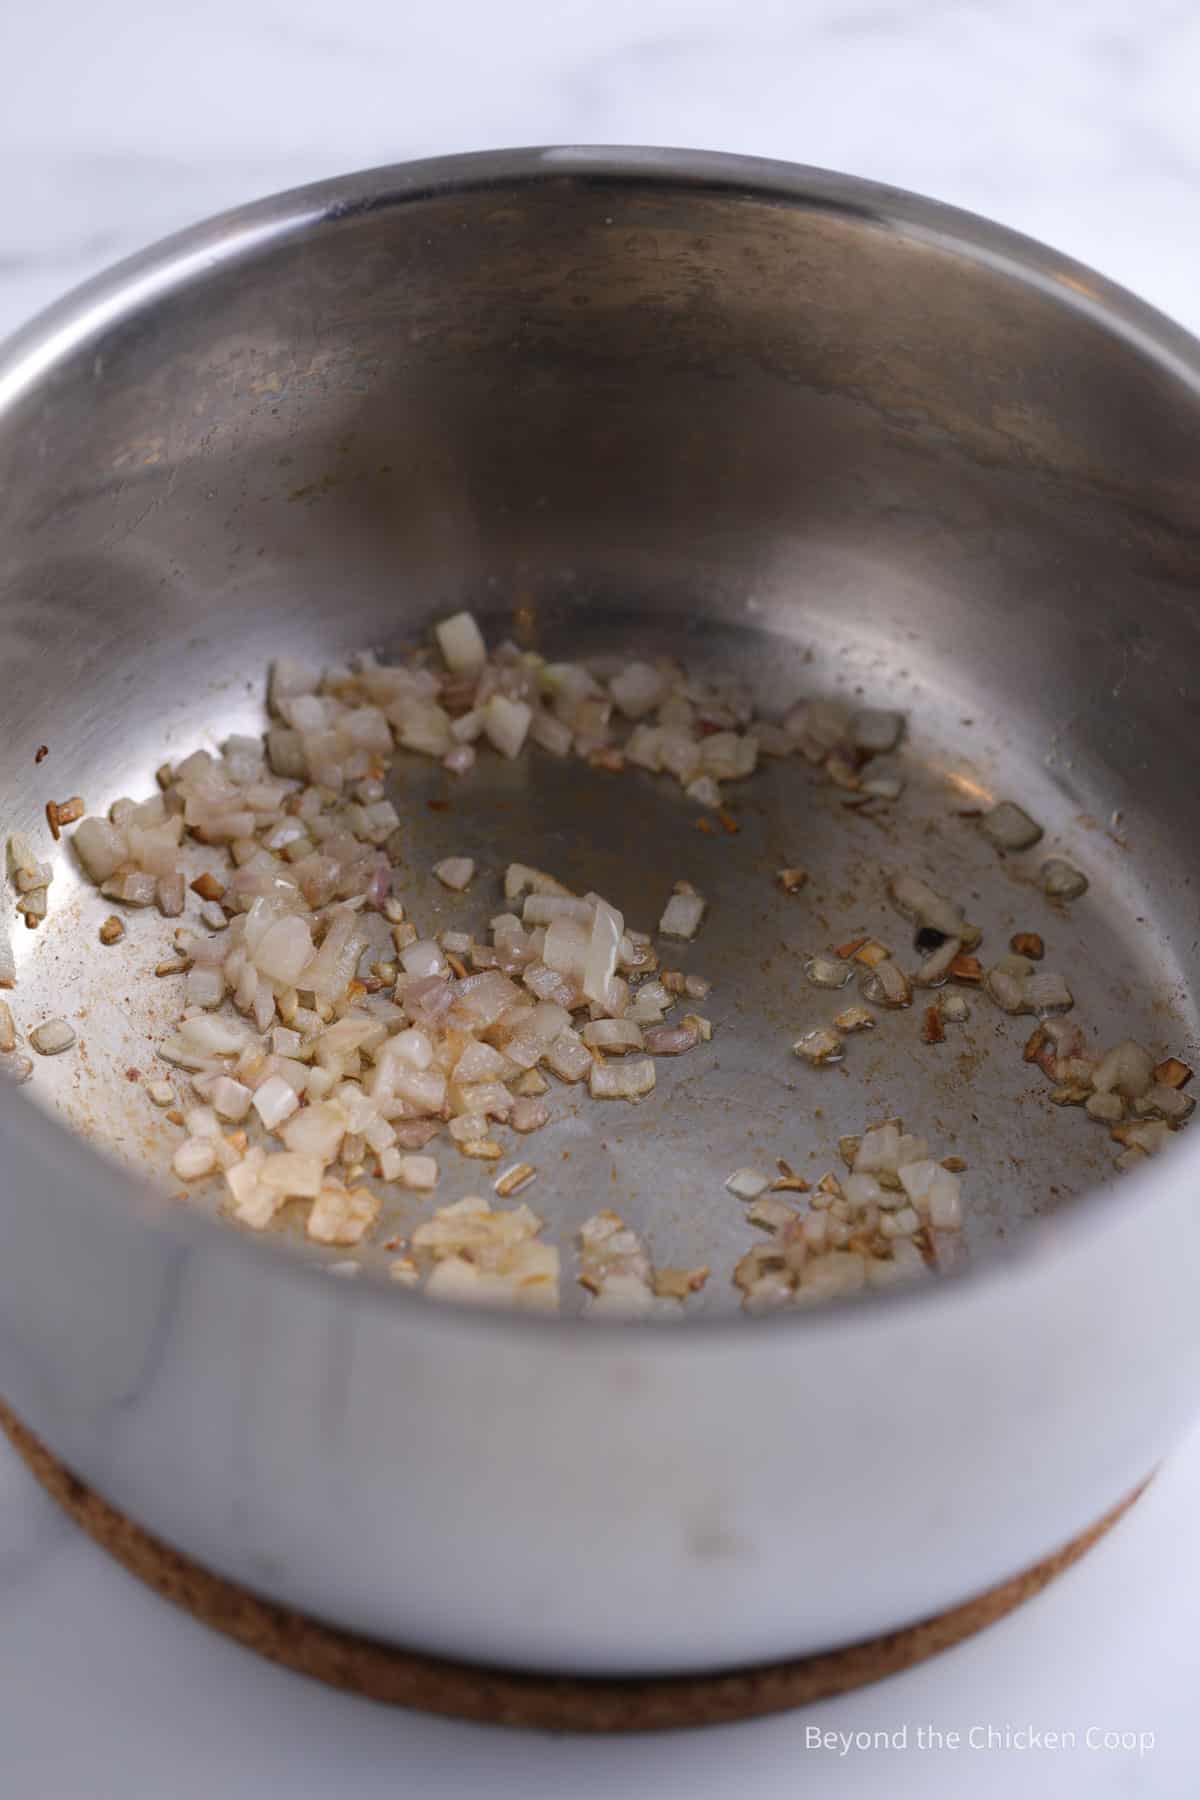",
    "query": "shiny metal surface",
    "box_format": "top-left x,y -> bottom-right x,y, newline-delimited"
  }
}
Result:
2,149 -> 1200,1672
